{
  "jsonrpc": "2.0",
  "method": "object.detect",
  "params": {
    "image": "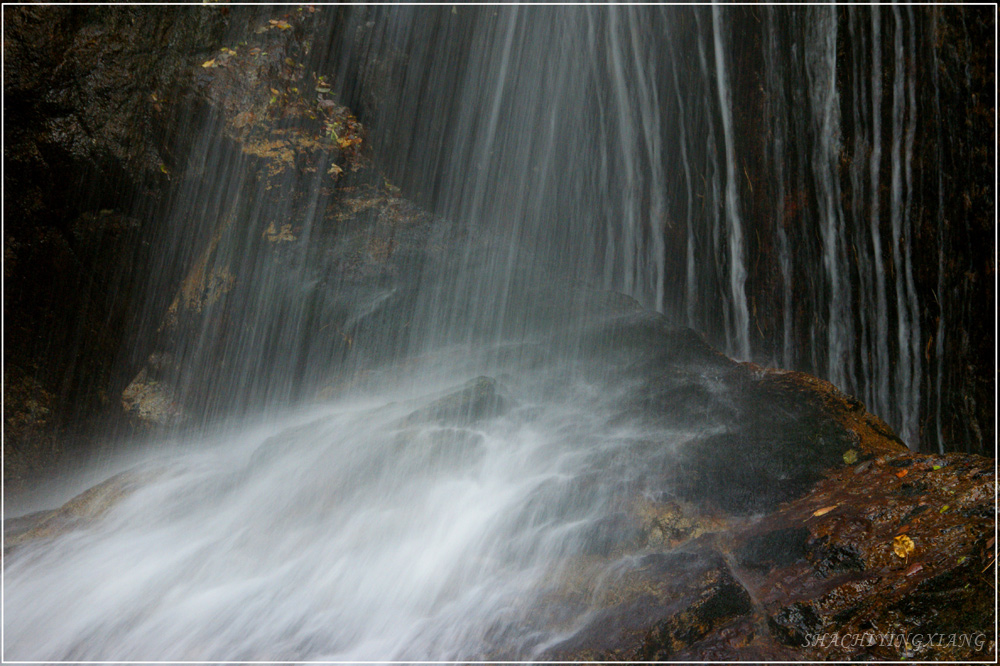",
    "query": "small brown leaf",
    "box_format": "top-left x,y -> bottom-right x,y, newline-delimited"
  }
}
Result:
895,469 -> 908,479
